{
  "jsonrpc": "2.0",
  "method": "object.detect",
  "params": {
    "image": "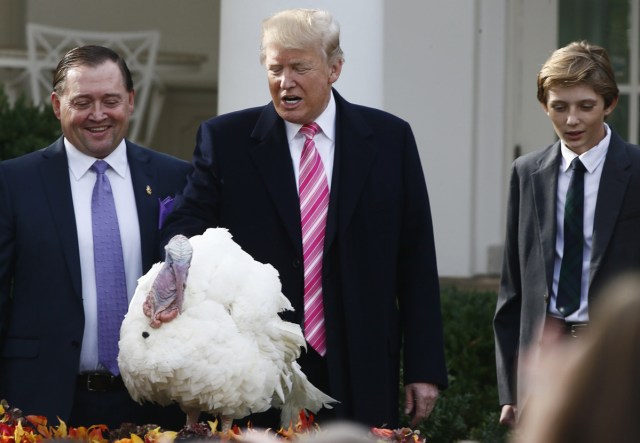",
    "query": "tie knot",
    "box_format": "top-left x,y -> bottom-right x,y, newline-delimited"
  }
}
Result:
300,122 -> 321,140
92,160 -> 110,175
570,157 -> 586,173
